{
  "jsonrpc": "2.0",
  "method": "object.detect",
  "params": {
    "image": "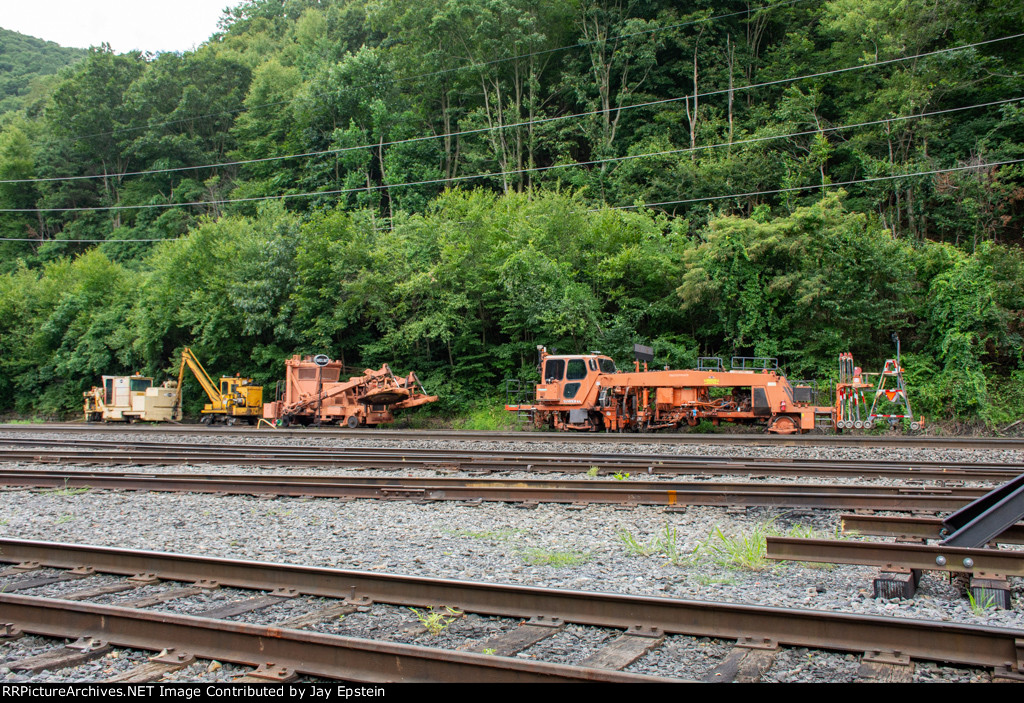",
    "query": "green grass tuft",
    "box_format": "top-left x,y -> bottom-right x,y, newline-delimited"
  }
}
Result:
618,523 -> 687,564
520,548 -> 591,567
